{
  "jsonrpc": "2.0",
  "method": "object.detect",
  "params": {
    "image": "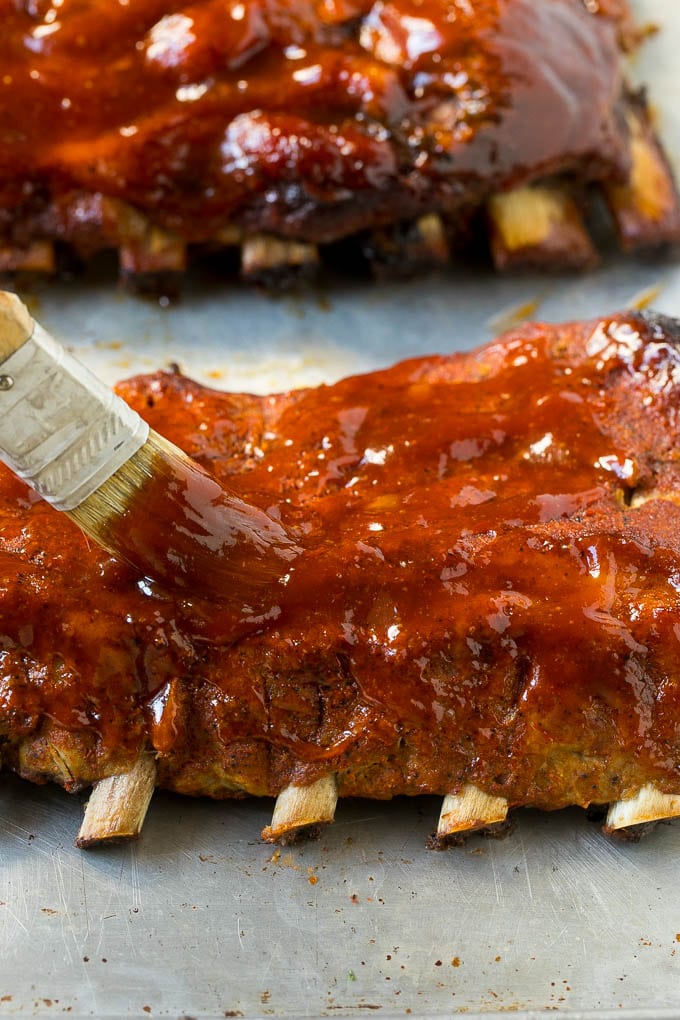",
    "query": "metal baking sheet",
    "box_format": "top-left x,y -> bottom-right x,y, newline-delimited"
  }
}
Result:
3,2 -> 680,1017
